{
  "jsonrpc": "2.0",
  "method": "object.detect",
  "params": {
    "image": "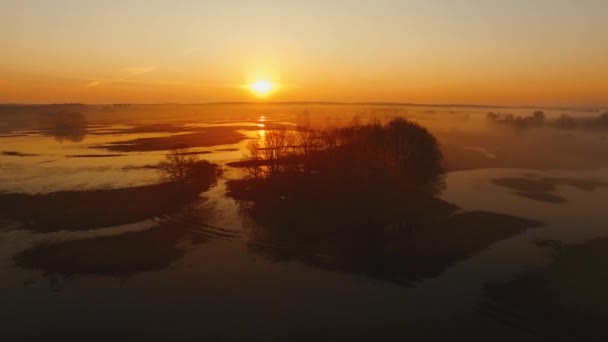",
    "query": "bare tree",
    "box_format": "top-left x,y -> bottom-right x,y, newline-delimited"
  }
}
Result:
246,137 -> 263,179
158,147 -> 200,182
